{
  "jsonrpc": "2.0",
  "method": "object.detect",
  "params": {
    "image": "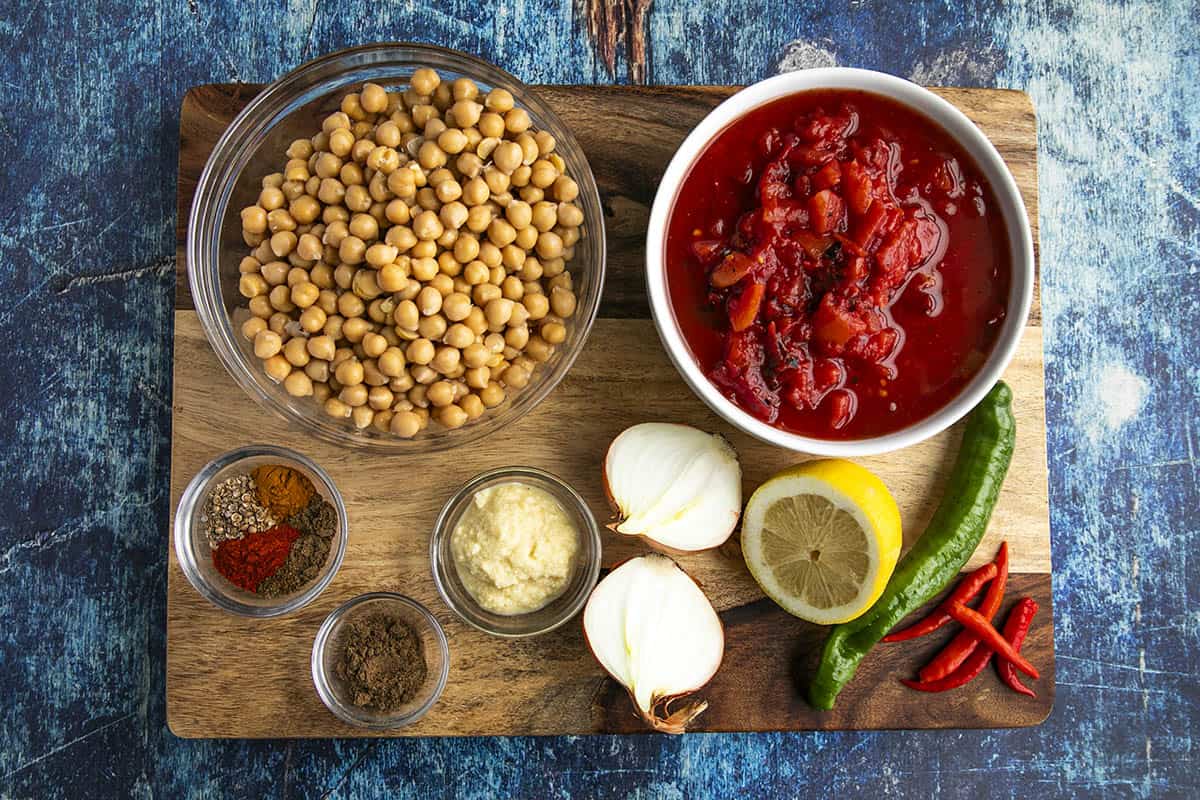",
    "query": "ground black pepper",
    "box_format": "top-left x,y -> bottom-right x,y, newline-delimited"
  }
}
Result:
256,532 -> 332,598
335,613 -> 427,711
285,496 -> 337,538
